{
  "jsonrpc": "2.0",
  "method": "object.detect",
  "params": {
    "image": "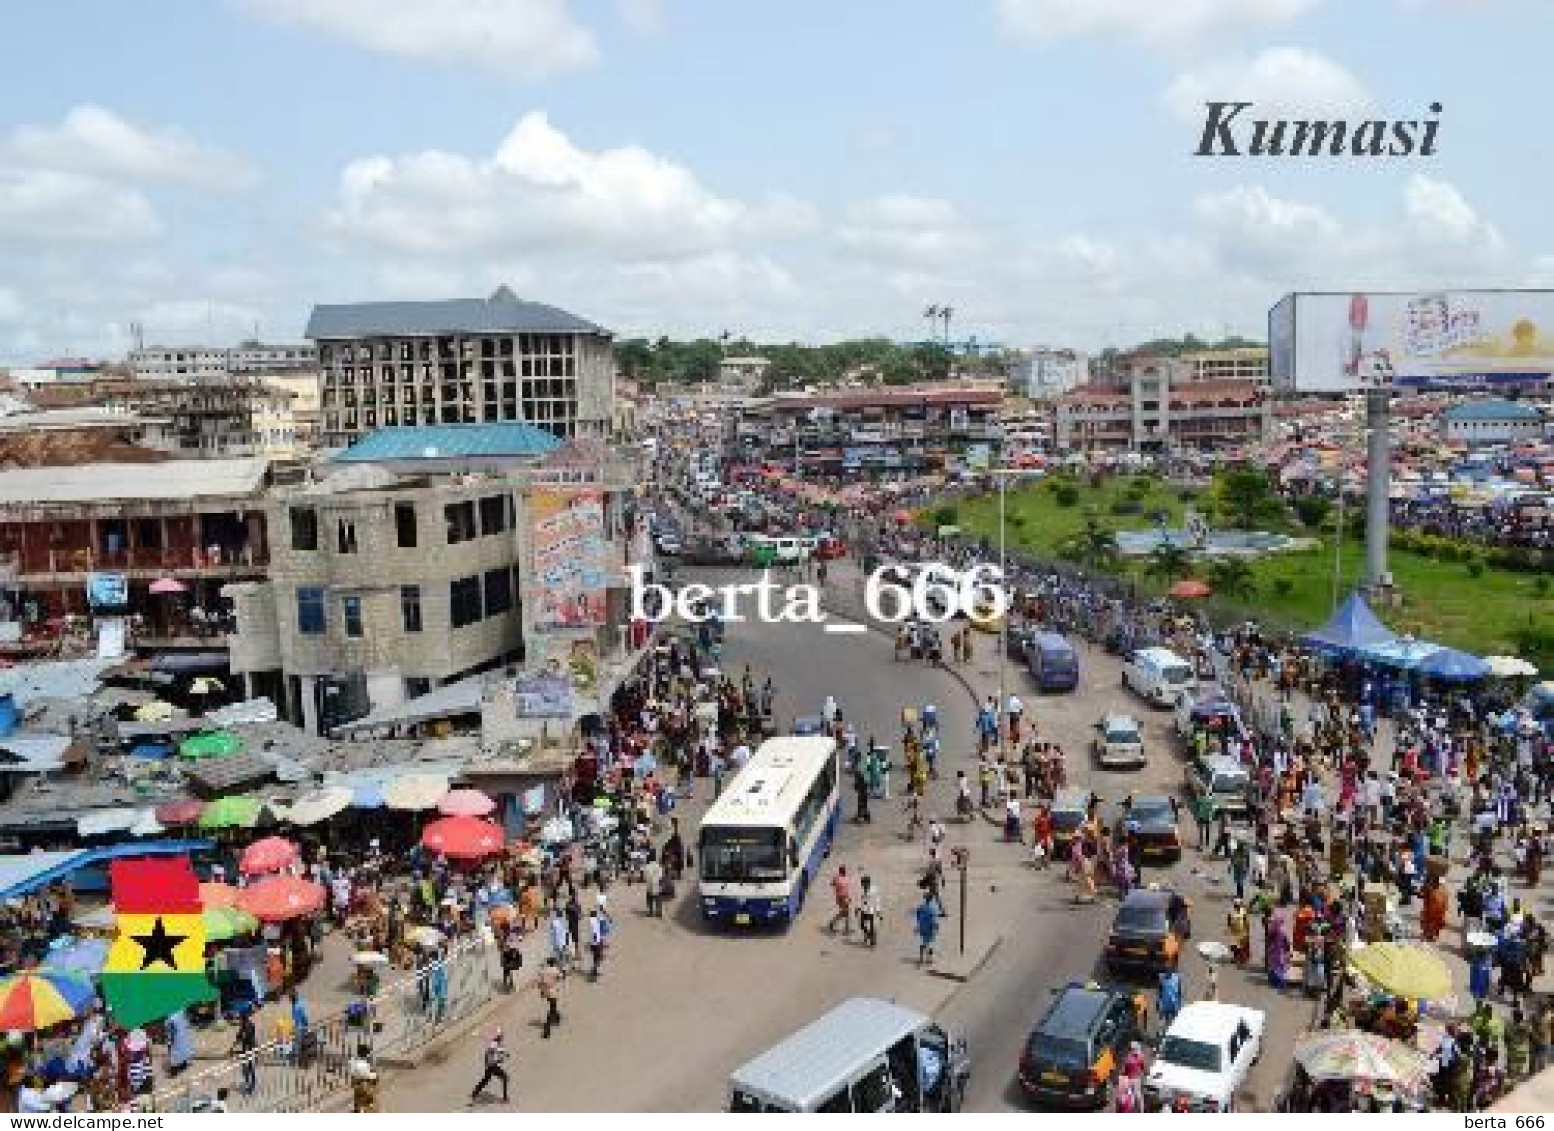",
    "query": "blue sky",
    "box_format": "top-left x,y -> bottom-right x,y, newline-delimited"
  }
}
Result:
1,0 -> 1550,361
